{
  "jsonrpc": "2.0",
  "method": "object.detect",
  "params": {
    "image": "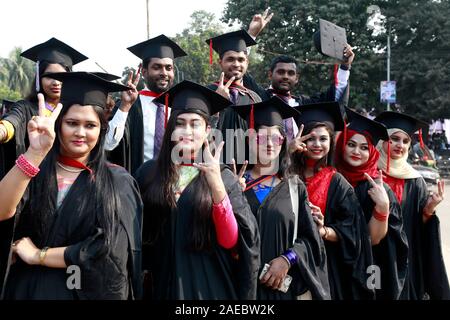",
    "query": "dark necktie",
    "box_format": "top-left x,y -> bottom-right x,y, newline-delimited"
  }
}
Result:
153,101 -> 165,158
229,87 -> 239,105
